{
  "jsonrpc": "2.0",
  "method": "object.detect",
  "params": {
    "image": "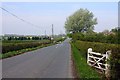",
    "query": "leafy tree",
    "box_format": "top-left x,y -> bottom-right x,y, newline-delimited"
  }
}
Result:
65,8 -> 97,33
